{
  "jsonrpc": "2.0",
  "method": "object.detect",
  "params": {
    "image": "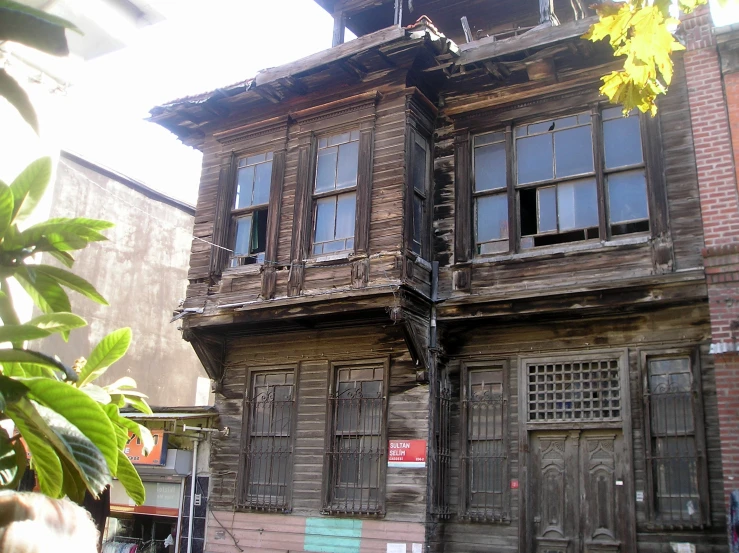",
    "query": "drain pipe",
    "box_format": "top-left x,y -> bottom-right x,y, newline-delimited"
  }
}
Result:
187,437 -> 198,553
